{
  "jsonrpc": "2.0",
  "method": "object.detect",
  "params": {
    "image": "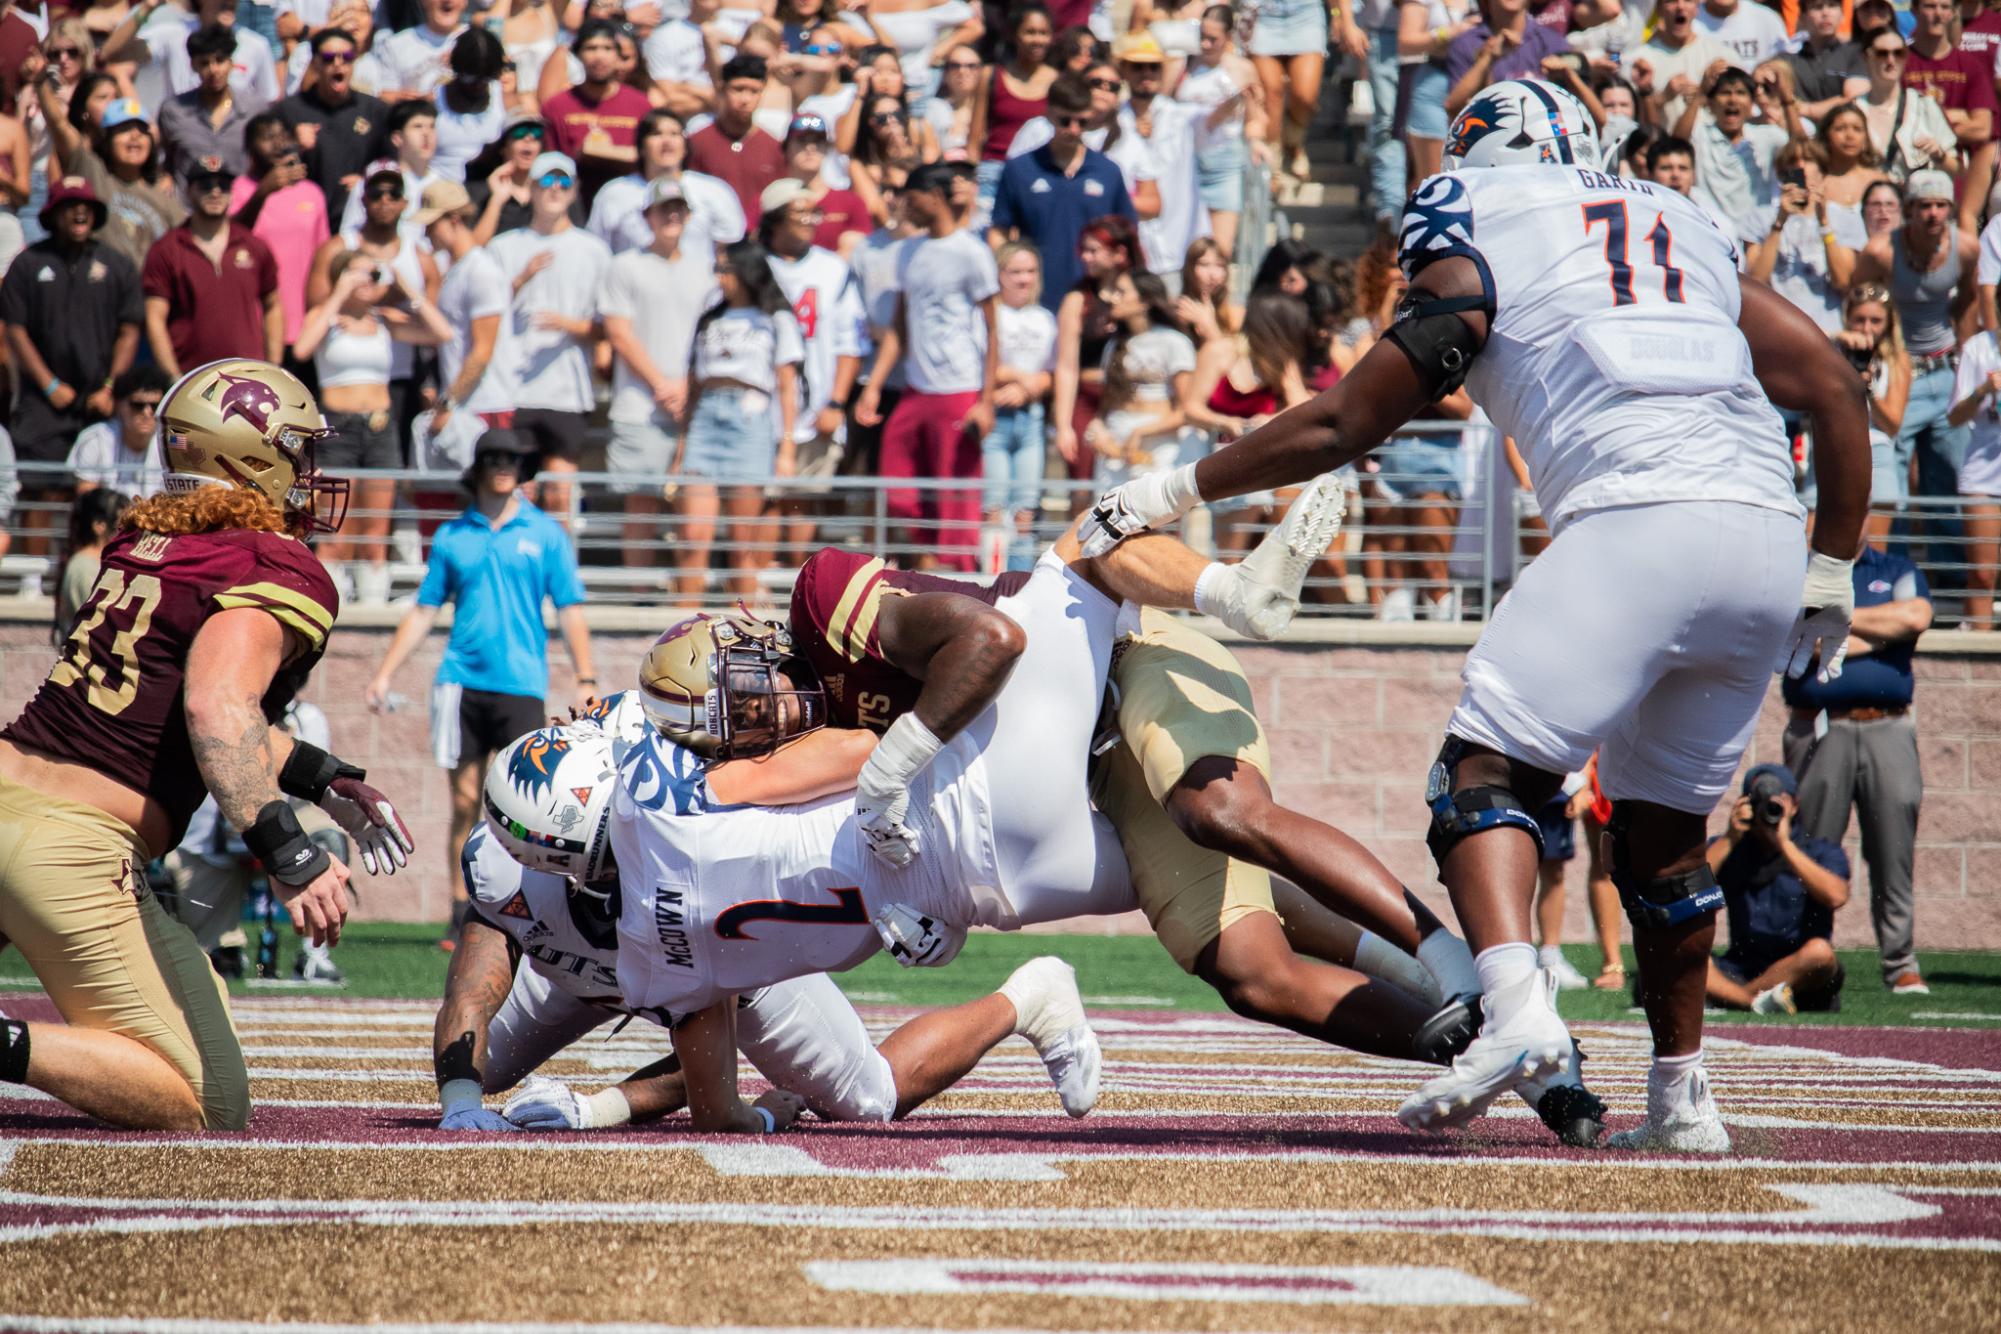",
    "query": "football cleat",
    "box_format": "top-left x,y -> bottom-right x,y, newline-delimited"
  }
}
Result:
1206,474 -> 1346,641
1412,992 -> 1481,1064
1751,983 -> 1796,1015
1003,956 -> 1101,1118
1517,1042 -> 1605,1148
1398,968 -> 1570,1132
1607,1068 -> 1731,1154
293,942 -> 345,985
1539,948 -> 1592,991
